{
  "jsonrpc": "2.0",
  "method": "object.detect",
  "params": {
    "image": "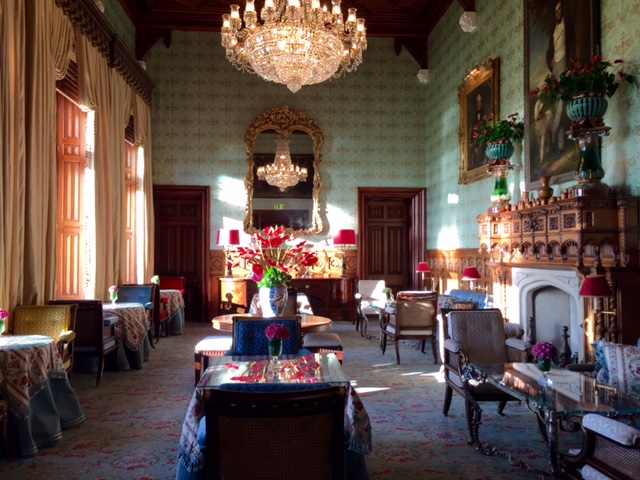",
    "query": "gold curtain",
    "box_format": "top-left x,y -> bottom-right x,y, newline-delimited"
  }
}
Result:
76,33 -> 132,302
134,93 -> 155,282
0,0 -> 27,313
0,0 -> 74,311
